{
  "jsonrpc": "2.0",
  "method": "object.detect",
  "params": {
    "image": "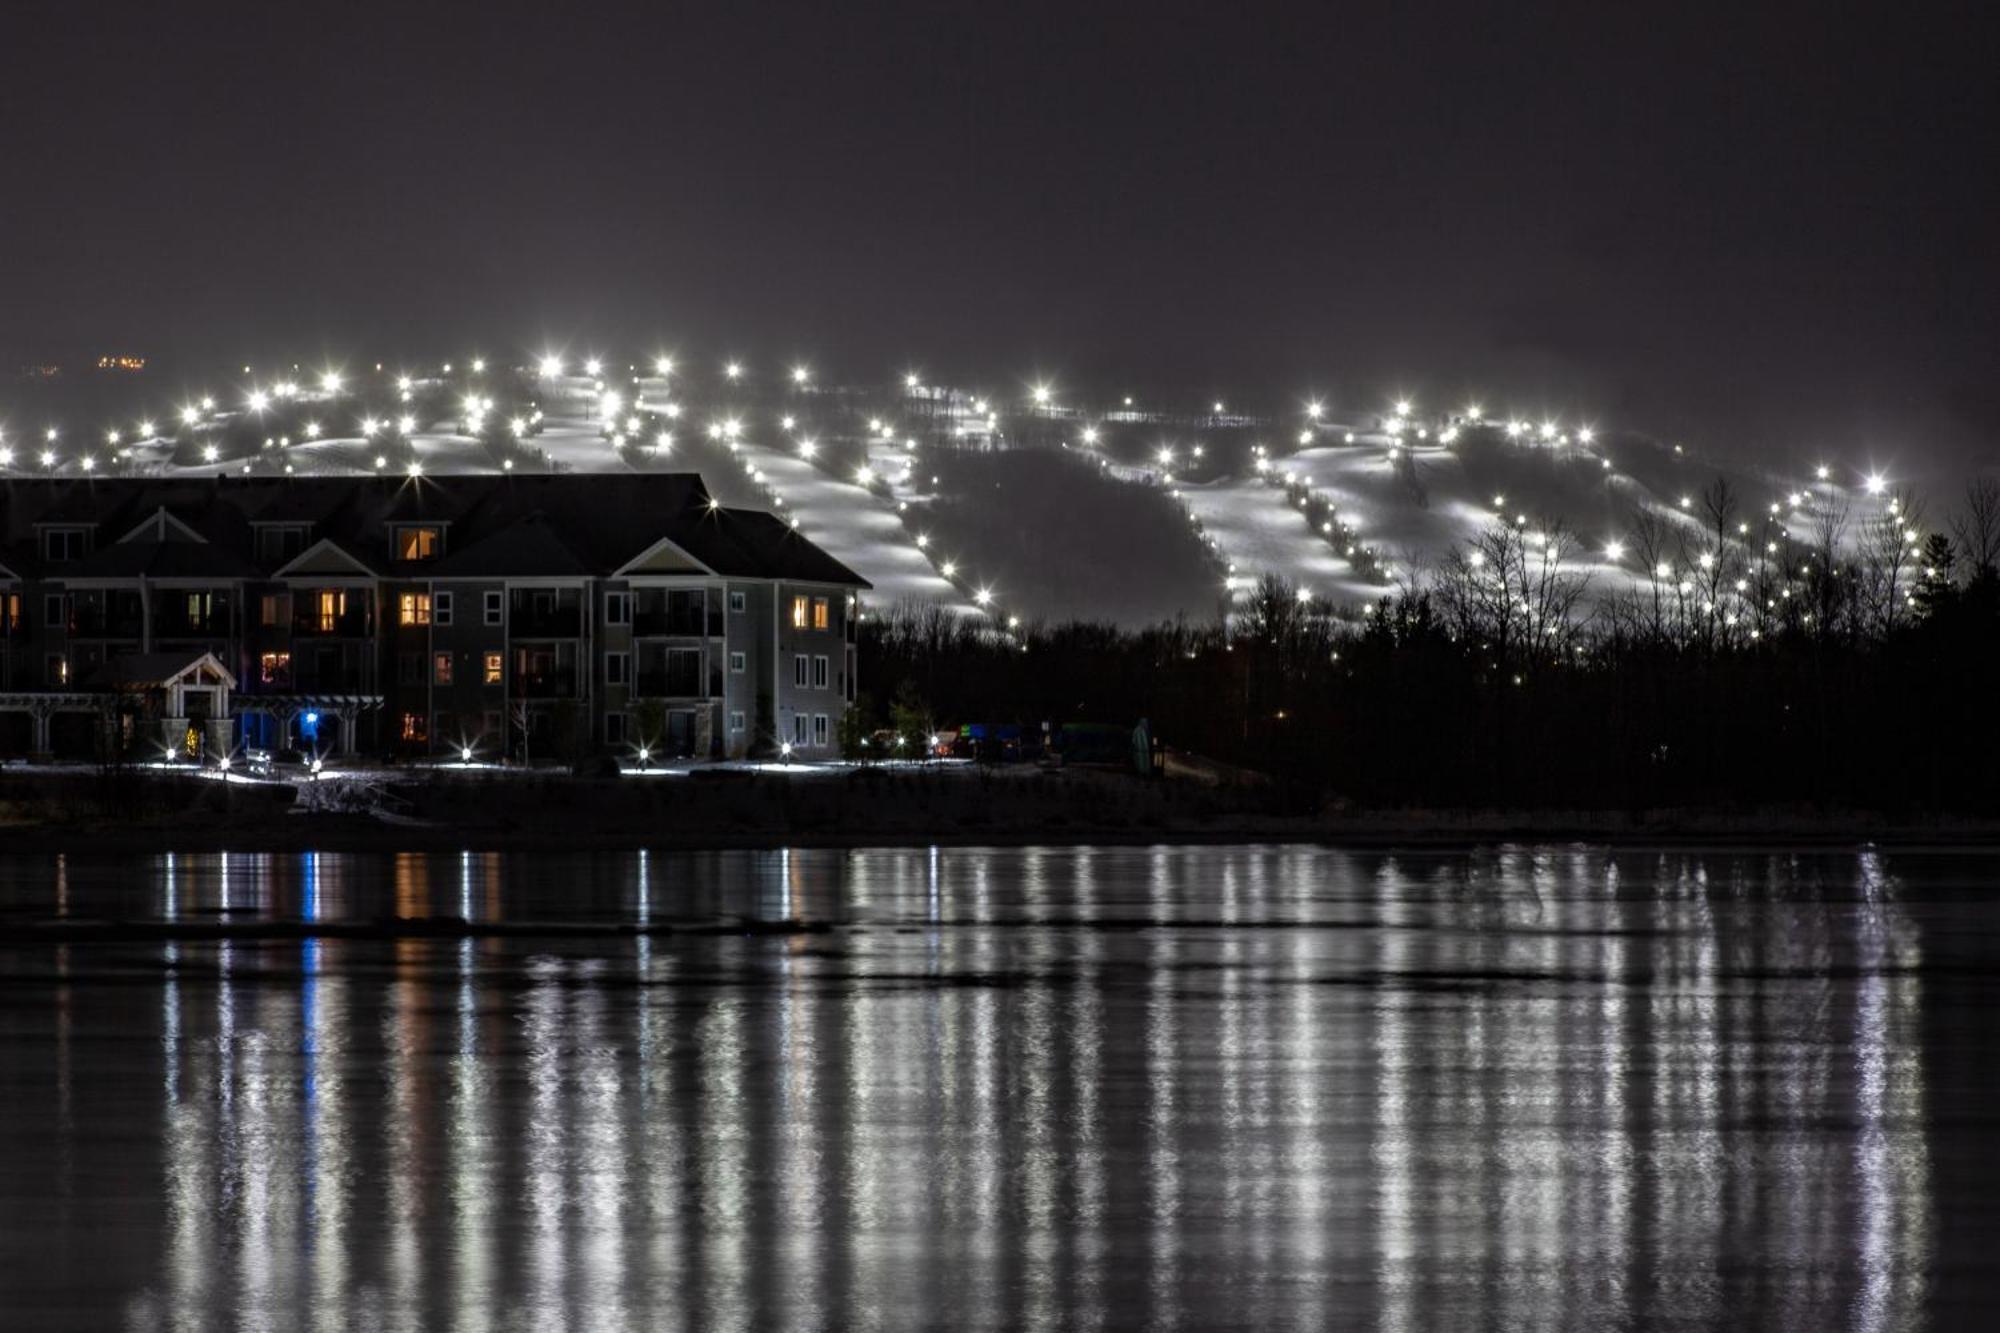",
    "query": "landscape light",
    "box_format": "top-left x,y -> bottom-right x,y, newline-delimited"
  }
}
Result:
247,390 -> 270,413
181,405 -> 201,426
973,587 -> 993,606
941,560 -> 957,577
202,444 -> 219,462
1032,385 -> 1051,405
655,356 -> 674,376
138,419 -> 155,437
1395,399 -> 1411,416
539,355 -> 564,378
40,450 -> 56,467
1605,540 -> 1625,560
1082,426 -> 1099,445
725,361 -> 743,380
584,358 -> 603,377
321,371 -> 343,394
461,746 -> 473,763
791,366 -> 810,385
904,373 -> 920,391
1865,473 -> 1886,495
396,375 -> 413,393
